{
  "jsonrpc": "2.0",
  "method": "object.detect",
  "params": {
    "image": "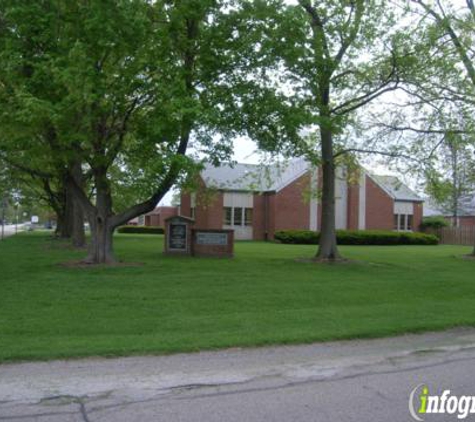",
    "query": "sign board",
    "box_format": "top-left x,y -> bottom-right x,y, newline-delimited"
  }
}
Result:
196,232 -> 228,246
31,215 -> 39,224
168,223 -> 187,250
164,215 -> 194,255
191,229 -> 234,258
